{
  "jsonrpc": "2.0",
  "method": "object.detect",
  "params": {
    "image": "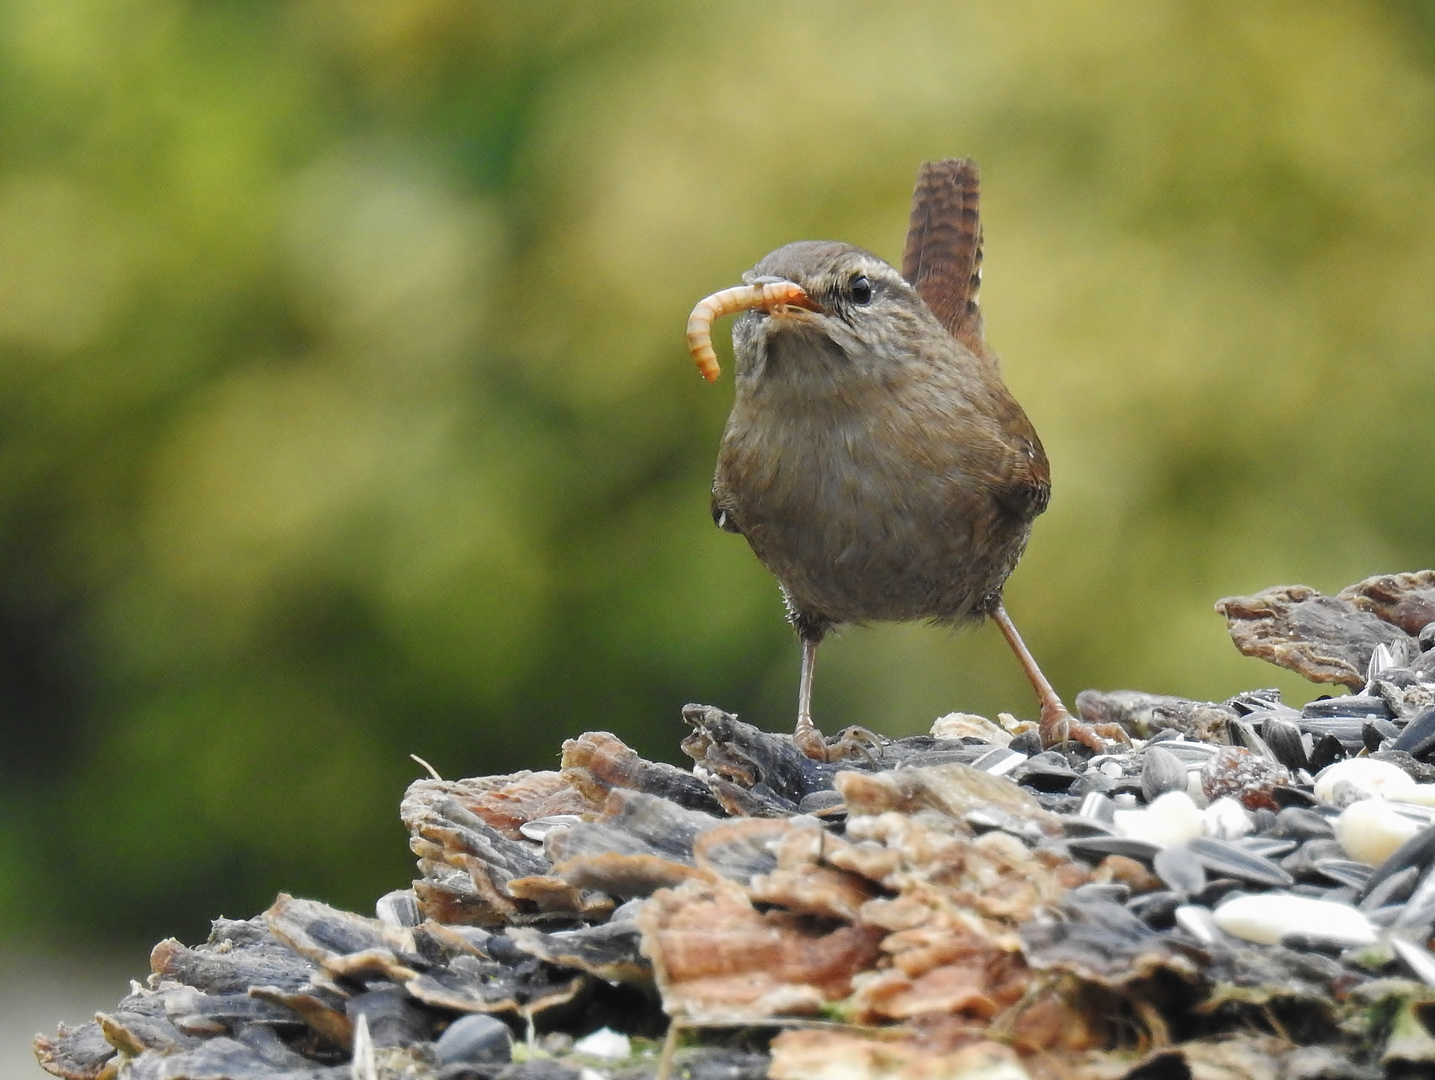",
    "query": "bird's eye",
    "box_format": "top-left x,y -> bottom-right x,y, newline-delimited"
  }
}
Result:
849,274 -> 872,305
